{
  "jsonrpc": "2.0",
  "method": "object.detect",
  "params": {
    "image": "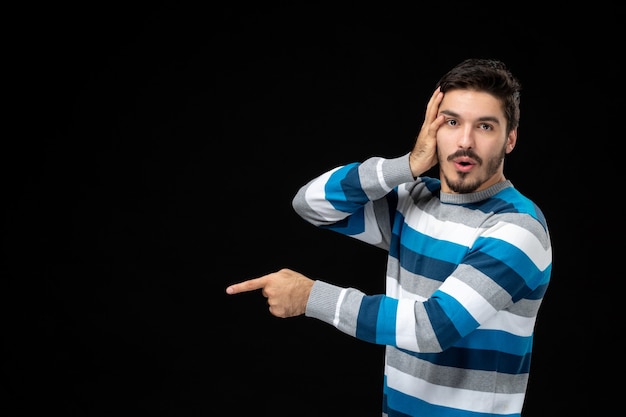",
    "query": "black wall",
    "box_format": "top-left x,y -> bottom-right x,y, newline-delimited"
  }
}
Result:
5,3 -> 612,416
